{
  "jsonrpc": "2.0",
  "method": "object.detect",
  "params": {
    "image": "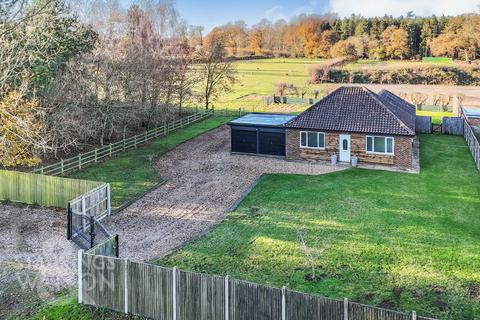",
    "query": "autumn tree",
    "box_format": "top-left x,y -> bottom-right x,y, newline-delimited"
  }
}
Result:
330,40 -> 355,59
430,15 -> 480,61
248,28 -> 264,55
0,92 -> 43,166
380,26 -> 411,59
